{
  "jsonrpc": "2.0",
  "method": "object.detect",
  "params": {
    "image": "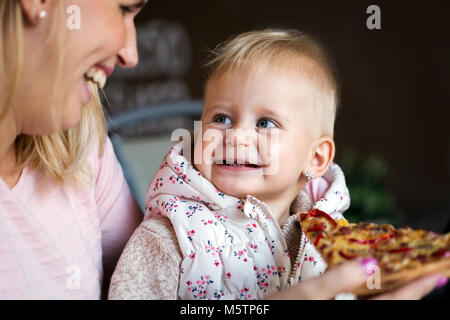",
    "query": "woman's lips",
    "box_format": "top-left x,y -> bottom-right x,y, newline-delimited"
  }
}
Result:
96,63 -> 114,77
